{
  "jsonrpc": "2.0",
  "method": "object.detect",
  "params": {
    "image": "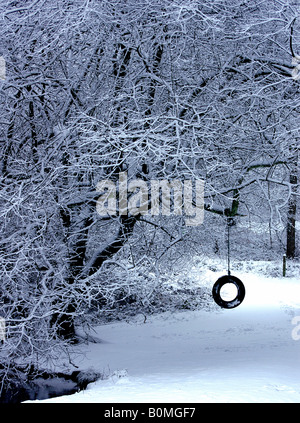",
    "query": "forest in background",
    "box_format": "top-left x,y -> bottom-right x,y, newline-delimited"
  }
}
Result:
0,0 -> 299,393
